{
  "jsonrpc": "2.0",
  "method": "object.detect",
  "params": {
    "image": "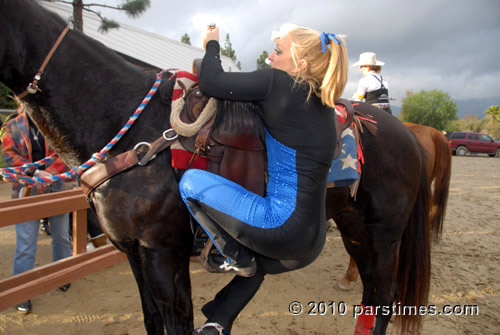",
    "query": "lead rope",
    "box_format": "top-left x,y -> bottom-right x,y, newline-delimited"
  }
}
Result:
0,70 -> 174,187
